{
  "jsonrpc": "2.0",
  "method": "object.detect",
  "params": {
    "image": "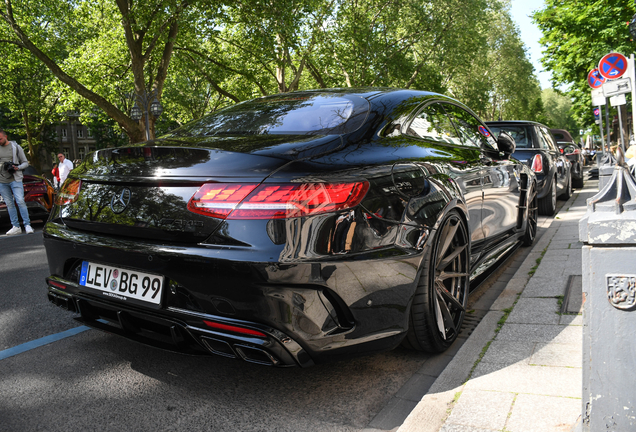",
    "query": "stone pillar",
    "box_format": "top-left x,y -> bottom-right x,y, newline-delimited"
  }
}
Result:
579,149 -> 636,431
